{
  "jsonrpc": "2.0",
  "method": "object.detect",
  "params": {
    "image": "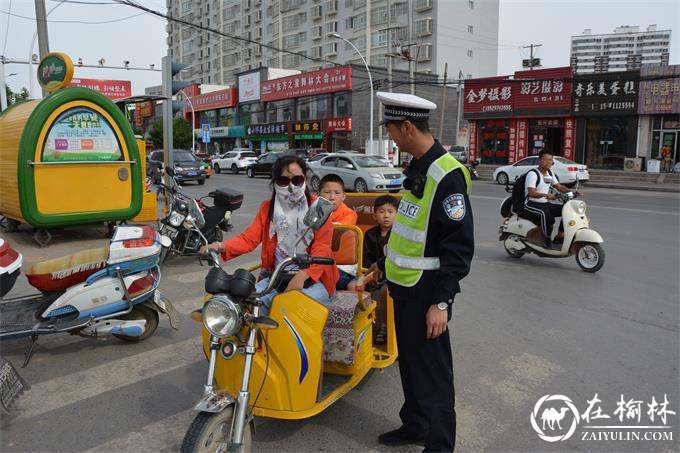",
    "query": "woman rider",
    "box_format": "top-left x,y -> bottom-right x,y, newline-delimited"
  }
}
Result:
201,154 -> 338,312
